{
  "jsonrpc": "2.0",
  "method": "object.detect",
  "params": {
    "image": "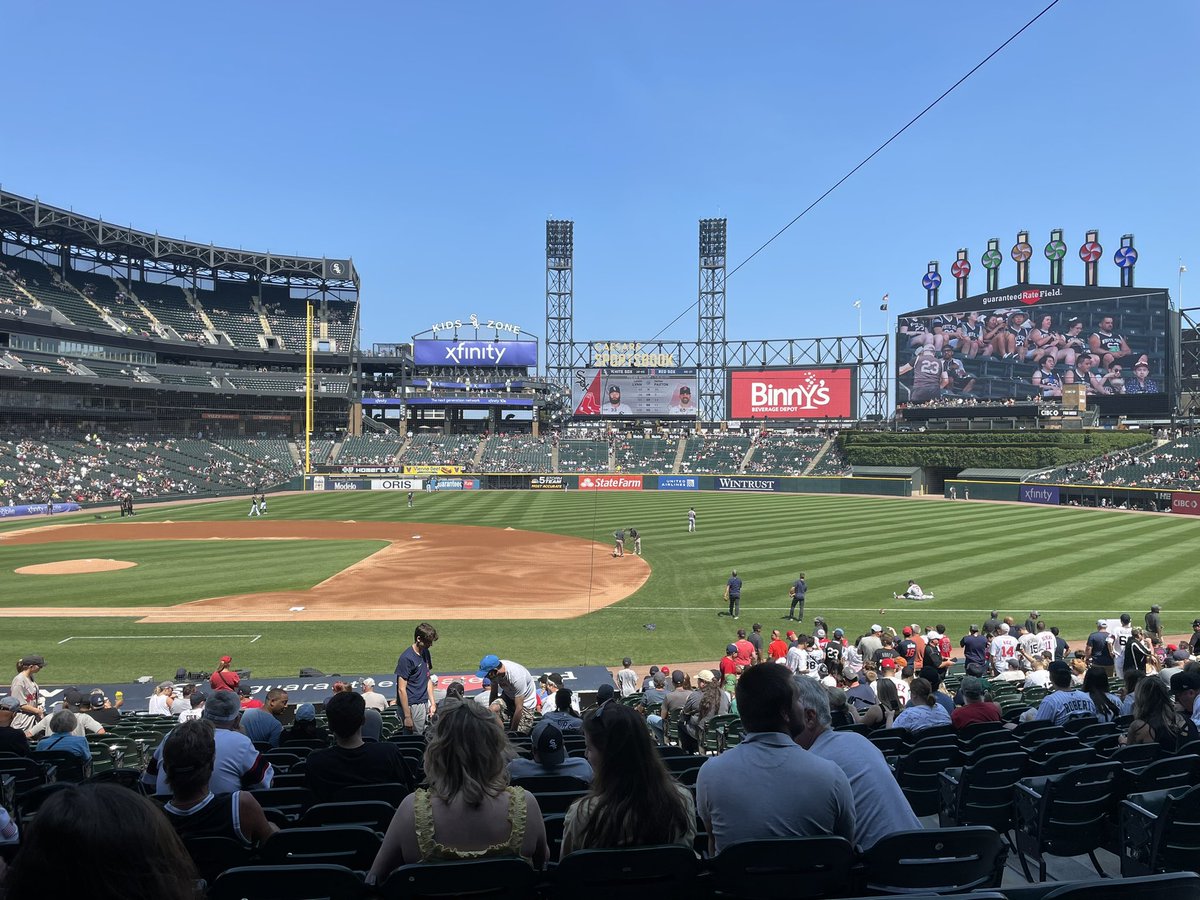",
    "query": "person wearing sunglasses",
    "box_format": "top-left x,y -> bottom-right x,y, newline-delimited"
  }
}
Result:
477,654 -> 538,734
